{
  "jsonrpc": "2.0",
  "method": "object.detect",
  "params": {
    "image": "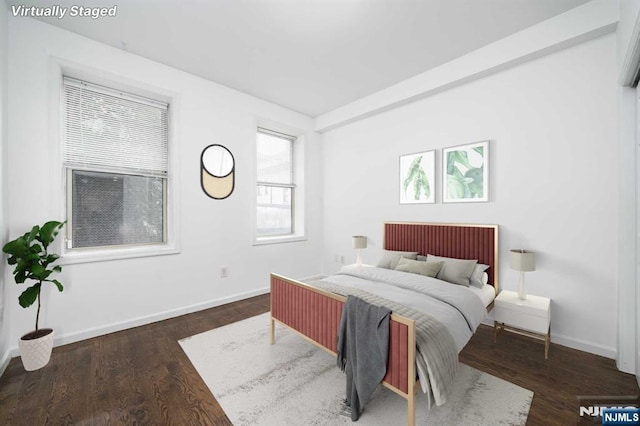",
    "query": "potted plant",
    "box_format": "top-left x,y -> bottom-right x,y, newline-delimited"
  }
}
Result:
2,221 -> 65,371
